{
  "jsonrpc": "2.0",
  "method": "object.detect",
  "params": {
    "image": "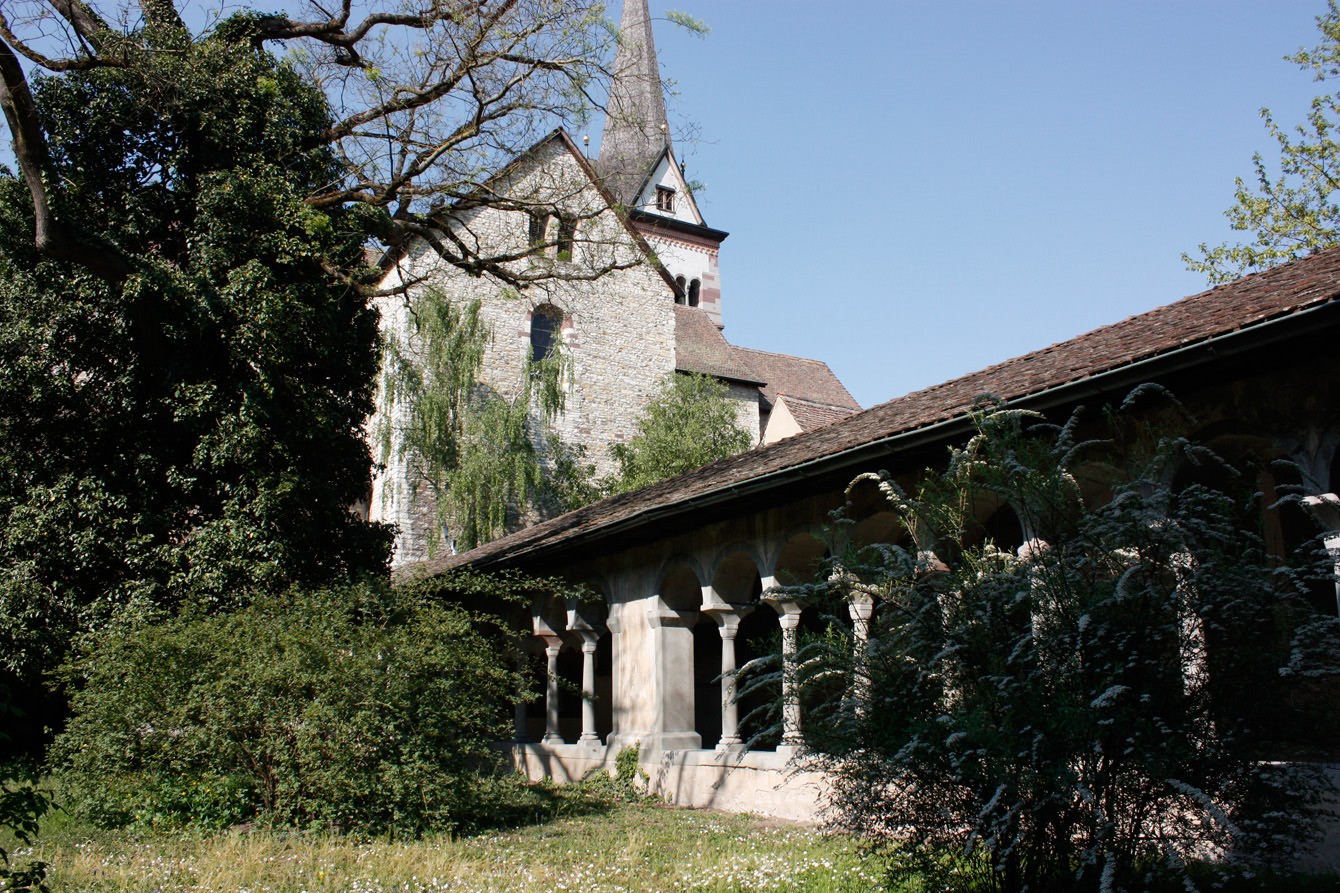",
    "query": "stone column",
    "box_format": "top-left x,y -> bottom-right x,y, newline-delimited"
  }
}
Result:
1304,494 -> 1340,617
848,593 -> 874,711
541,636 -> 564,744
578,631 -> 601,744
762,577 -> 805,754
777,606 -> 803,751
710,610 -> 746,751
